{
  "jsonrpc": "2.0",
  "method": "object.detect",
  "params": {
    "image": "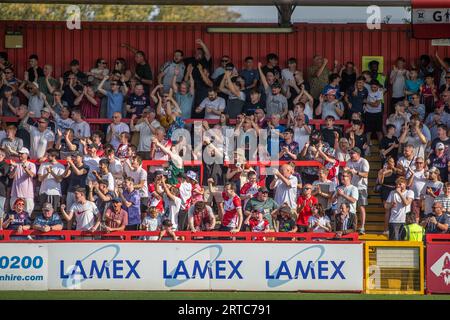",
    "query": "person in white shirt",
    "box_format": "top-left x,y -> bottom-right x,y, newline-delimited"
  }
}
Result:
364,80 -> 384,143
20,113 -> 55,160
406,157 -> 427,222
345,147 -> 370,234
385,177 -> 414,240
61,187 -> 100,232
270,164 -> 298,210
161,176 -> 182,230
123,155 -> 148,212
130,108 -> 161,160
106,112 -> 130,151
37,148 -> 65,211
195,89 -> 226,120
307,203 -> 332,233
332,170 -> 359,215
